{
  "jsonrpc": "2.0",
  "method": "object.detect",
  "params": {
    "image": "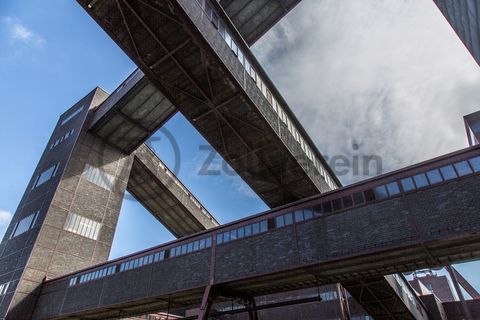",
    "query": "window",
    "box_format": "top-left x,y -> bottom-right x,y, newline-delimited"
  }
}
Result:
244,59 -> 251,77
75,264 -> 119,285
364,189 -> 376,202
260,221 -> 268,232
10,211 -> 39,239
211,12 -> 219,28
218,23 -> 225,38
64,212 -> 102,240
294,210 -> 304,222
237,227 -> 245,238
386,182 -> 400,196
454,161 -> 473,176
440,165 -> 457,180
238,50 -> 244,66
82,164 -> 114,190
225,32 -> 232,48
275,215 -> 285,228
69,277 -> 77,286
320,290 -> 338,301
373,185 -> 388,199
400,177 -> 415,192
0,282 -> 10,295
332,198 -> 342,211
61,105 -> 84,126
342,196 -> 353,208
252,223 -> 260,234
303,208 -> 313,220
352,192 -> 364,205
284,213 -> 293,225
426,169 -> 443,184
469,156 -> 480,172
313,205 -> 322,217
250,67 -> 257,82
223,231 -> 230,243
33,163 -> 60,189
230,229 -> 237,241
50,129 -> 75,149
216,234 -> 223,244
413,173 -> 429,188
245,224 -> 252,236
154,251 -> 164,262
204,2 -> 212,19
322,201 -> 333,213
